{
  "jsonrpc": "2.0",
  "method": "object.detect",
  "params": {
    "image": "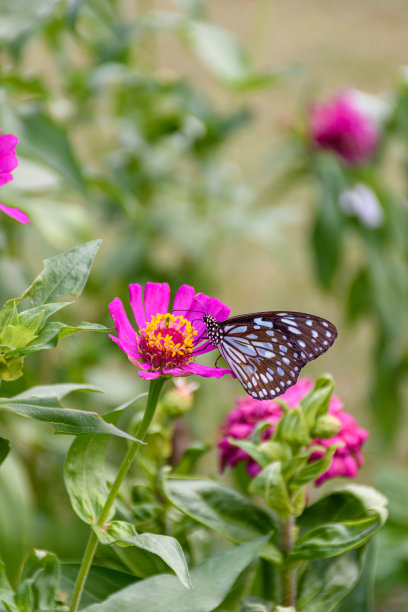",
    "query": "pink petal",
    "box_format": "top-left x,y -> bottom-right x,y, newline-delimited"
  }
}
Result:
144,282 -> 170,323
0,173 -> 14,187
187,362 -> 233,379
109,334 -> 142,361
186,292 -> 230,339
0,134 -> 19,152
109,297 -> 139,354
0,203 -> 30,224
342,455 -> 358,478
129,284 -> 146,330
172,284 -> 196,315
138,370 -> 161,380
0,151 -> 18,174
161,367 -> 185,376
